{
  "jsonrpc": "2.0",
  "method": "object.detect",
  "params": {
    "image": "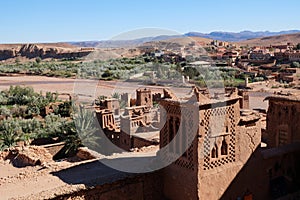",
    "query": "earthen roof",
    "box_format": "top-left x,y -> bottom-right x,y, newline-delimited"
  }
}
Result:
264,93 -> 300,102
